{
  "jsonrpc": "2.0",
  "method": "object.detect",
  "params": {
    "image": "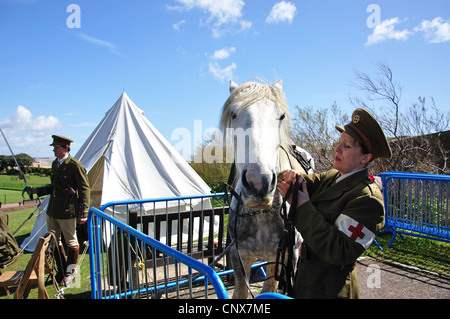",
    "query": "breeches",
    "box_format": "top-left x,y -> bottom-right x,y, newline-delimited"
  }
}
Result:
46,215 -> 78,248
